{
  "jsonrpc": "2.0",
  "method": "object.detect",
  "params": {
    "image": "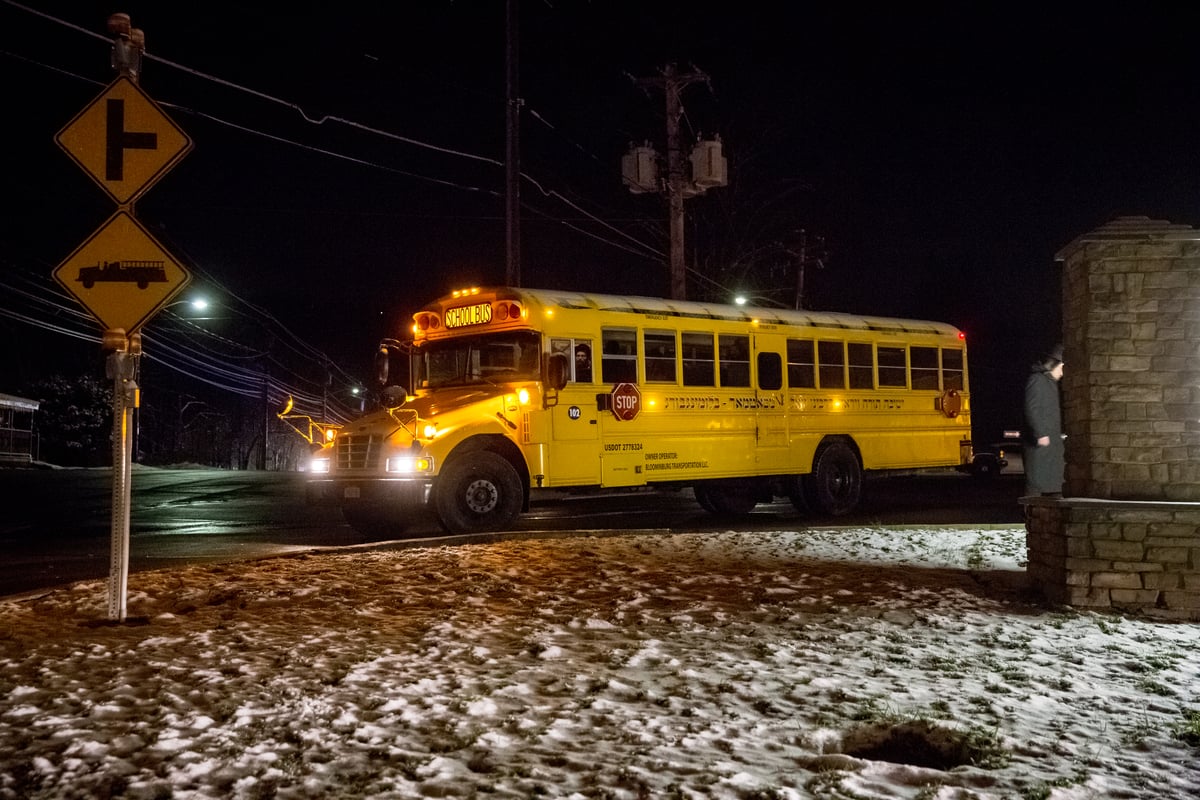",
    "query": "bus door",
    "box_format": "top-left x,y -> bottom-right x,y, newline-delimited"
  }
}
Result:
753,342 -> 790,469
547,337 -> 601,485
595,329 -> 645,487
